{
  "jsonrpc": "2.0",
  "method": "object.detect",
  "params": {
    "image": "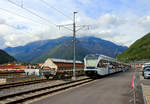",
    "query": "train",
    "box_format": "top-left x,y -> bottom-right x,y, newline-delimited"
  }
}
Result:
40,58 -> 84,79
40,54 -> 131,79
84,54 -> 131,78
0,54 -> 131,81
